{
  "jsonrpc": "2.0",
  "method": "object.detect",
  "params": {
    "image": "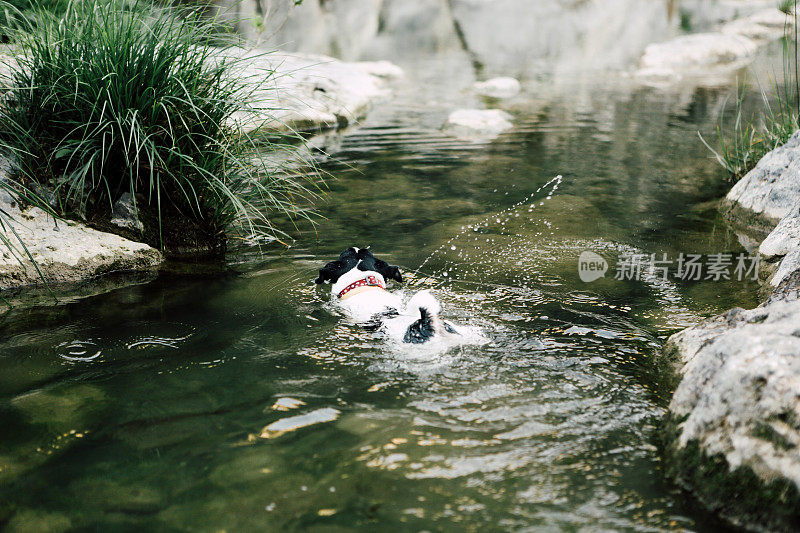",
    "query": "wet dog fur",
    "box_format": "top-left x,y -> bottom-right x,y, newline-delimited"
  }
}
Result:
315,247 -> 458,344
